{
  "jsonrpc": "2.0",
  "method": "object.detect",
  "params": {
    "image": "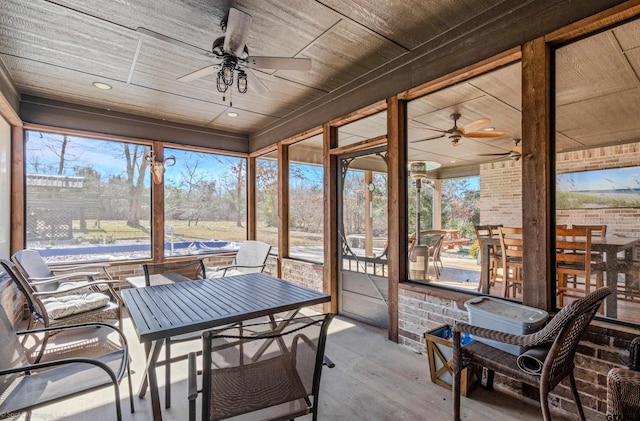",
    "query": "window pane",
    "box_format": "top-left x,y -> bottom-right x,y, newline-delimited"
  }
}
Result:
406,61 -> 522,295
163,148 -> 246,256
256,151 -> 278,252
289,135 -> 324,262
555,18 -> 640,324
25,130 -> 151,263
